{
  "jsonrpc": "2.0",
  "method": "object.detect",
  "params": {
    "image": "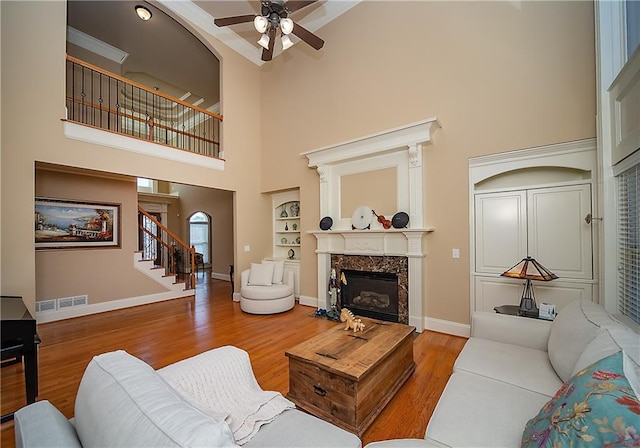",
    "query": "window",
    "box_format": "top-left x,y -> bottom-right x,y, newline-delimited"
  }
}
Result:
617,161 -> 640,324
627,0 -> 640,59
189,212 -> 210,264
137,178 -> 157,193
